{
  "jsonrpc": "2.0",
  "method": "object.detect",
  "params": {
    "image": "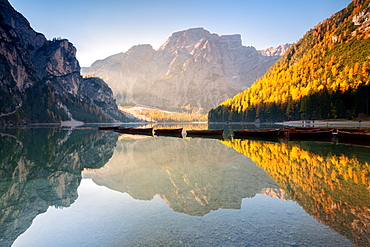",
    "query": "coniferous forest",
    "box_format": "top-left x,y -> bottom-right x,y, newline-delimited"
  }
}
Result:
209,0 -> 370,122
